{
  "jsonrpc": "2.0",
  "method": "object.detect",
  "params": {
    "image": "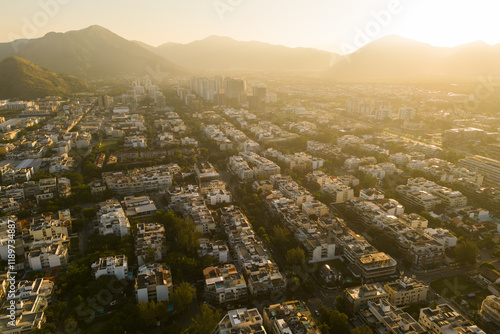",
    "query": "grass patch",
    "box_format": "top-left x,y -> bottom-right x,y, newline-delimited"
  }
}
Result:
0,109 -> 23,119
98,140 -> 120,152
430,274 -> 483,299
